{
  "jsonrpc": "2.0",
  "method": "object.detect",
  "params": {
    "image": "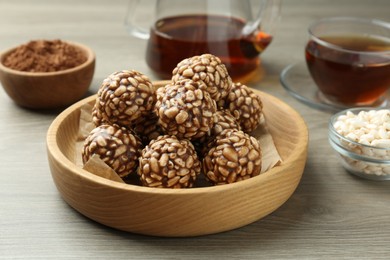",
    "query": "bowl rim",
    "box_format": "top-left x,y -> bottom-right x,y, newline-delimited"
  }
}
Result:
329,135 -> 390,164
46,87 -> 309,195
0,40 -> 95,76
